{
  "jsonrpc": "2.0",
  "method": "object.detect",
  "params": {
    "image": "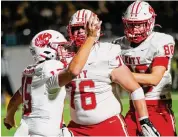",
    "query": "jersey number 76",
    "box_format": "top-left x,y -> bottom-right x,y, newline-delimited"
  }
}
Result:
67,80 -> 97,111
